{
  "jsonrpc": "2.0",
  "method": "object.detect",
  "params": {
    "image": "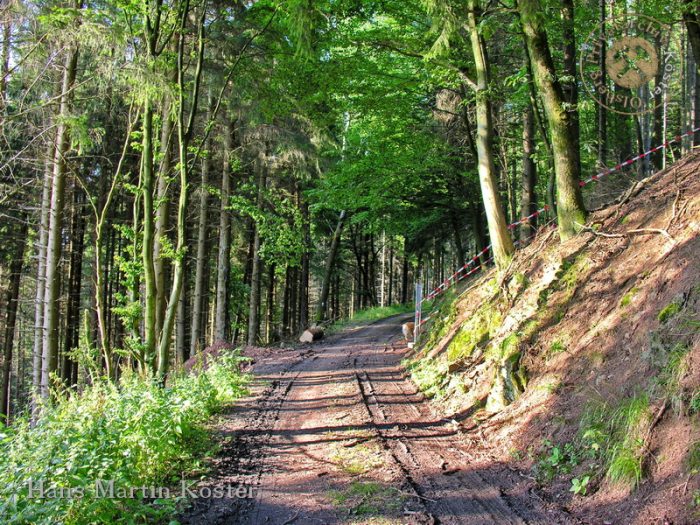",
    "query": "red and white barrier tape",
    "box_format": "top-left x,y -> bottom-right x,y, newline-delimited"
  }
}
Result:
419,127 -> 699,311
